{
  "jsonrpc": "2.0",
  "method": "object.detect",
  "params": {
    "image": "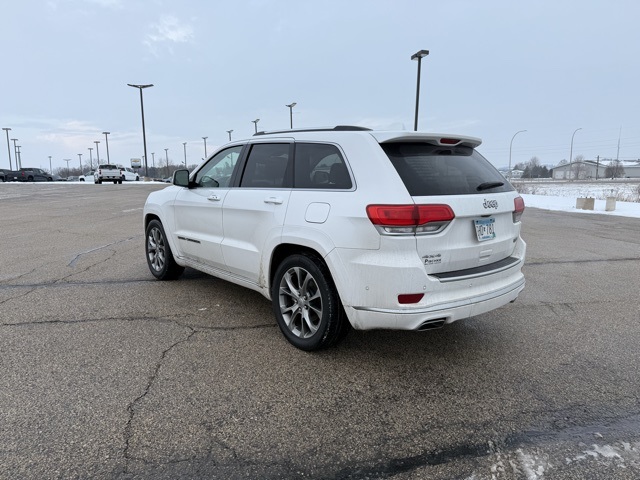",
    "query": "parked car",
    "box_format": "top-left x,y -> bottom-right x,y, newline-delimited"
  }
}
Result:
0,168 -> 11,182
143,126 -> 526,350
66,176 -> 79,182
79,171 -> 95,182
13,168 -> 54,182
94,164 -> 122,184
118,167 -> 141,181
